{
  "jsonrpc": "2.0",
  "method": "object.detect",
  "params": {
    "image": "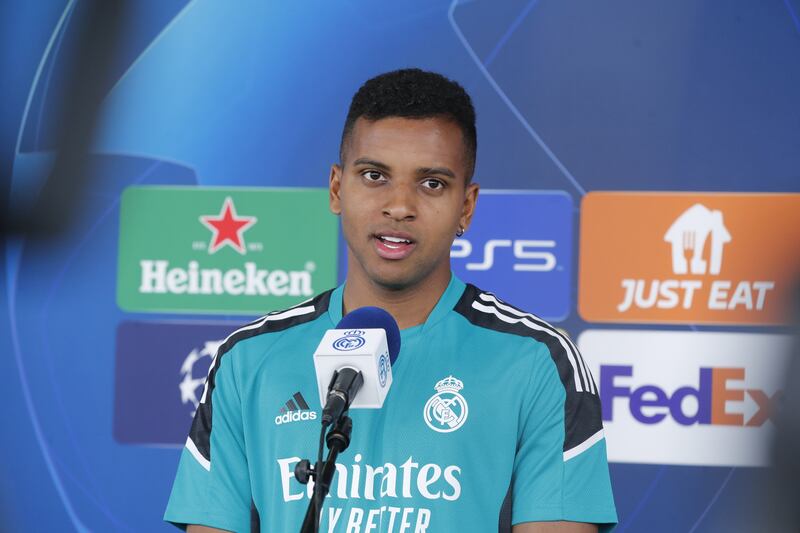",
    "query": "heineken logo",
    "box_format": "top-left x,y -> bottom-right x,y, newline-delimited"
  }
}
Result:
199,197 -> 257,255
138,260 -> 314,296
117,187 -> 337,314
